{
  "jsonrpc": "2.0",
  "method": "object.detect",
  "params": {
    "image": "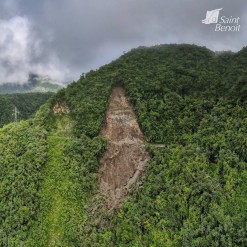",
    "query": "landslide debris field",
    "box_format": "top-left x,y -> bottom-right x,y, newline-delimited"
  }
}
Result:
99,86 -> 150,209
